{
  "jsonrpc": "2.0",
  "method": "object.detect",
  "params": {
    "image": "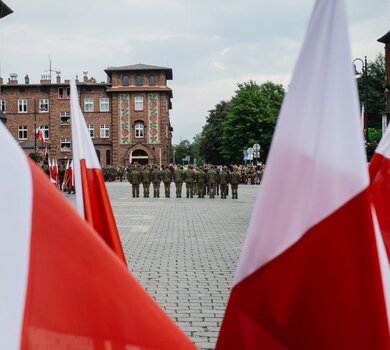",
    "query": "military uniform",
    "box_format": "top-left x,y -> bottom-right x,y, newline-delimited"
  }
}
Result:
219,167 -> 229,199
151,165 -> 162,198
173,166 -> 185,198
162,165 -> 173,198
196,167 -> 206,198
230,168 -> 240,199
184,165 -> 195,198
141,166 -> 152,198
129,166 -> 141,198
206,166 -> 218,199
